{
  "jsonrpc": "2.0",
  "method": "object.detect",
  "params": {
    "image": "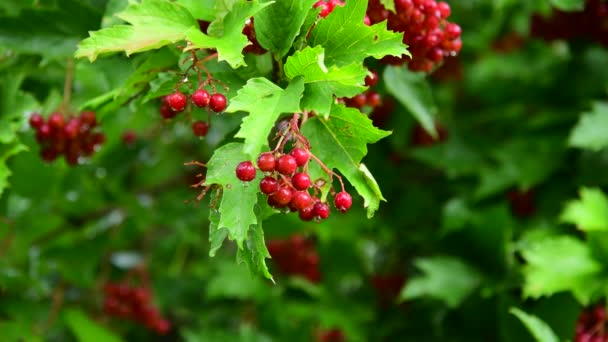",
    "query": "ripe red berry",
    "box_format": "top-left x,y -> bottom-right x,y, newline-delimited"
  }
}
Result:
334,191 -> 352,213
273,187 -> 294,206
313,202 -> 330,219
132,287 -> 151,305
36,123 -> 52,141
445,23 -> 462,40
290,148 -> 310,166
276,154 -> 298,175
122,130 -> 137,145
437,1 -> 451,18
260,176 -> 279,195
192,120 -> 210,137
48,112 -> 64,130
159,103 -> 177,119
209,93 -> 227,112
236,161 -> 256,181
299,206 -> 315,221
292,191 -> 313,210
192,89 -> 211,108
257,152 -> 276,172
365,70 -> 379,87
29,113 -> 44,128
366,92 -> 382,107
80,111 -> 97,127
292,172 -> 311,190
64,118 -> 81,139
166,91 -> 187,111
351,94 -> 367,108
